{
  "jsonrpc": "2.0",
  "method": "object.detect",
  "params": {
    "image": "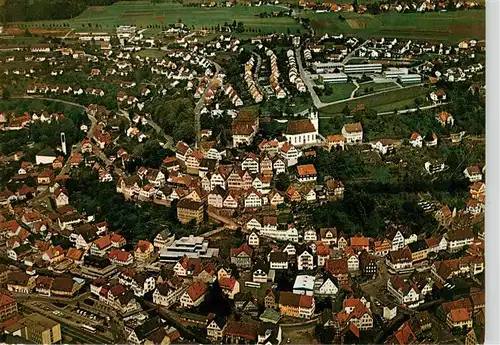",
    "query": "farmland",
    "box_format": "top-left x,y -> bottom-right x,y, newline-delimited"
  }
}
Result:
4,0 -> 485,43
14,1 -> 302,34
306,10 -> 485,43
